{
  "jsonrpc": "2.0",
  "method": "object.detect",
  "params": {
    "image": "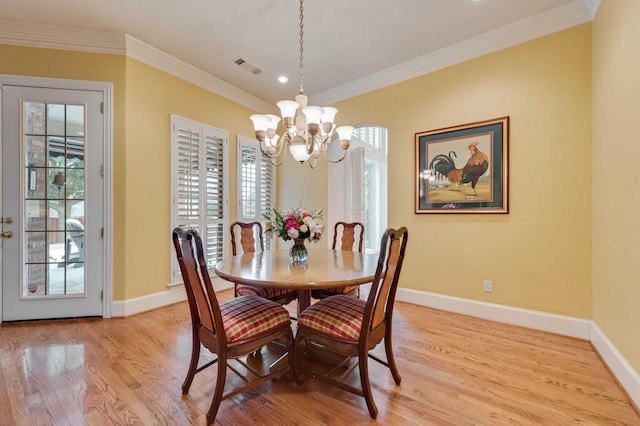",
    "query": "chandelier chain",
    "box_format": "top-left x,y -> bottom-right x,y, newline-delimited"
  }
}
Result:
249,0 -> 354,168
298,0 -> 304,94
